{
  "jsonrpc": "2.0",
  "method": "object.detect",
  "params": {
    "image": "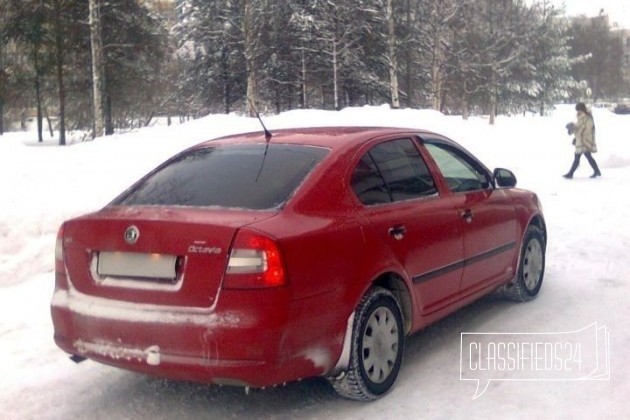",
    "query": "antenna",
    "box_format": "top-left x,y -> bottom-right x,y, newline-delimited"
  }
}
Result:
246,96 -> 272,143
246,96 -> 272,182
